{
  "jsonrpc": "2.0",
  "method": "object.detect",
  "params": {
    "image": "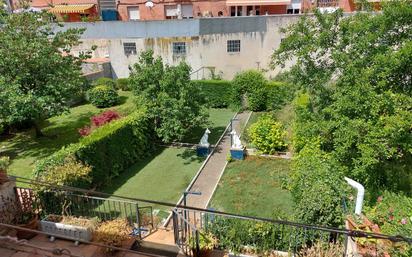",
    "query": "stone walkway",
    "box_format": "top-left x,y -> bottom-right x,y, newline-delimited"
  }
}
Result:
184,111 -> 251,209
